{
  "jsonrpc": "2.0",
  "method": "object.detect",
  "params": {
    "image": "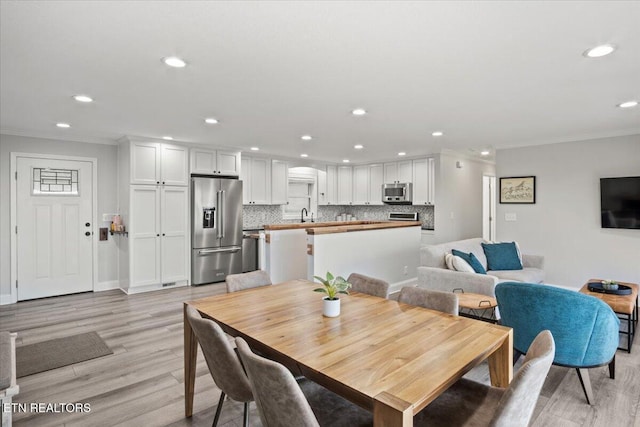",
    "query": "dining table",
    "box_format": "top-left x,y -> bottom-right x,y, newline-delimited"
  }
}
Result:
184,279 -> 513,427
